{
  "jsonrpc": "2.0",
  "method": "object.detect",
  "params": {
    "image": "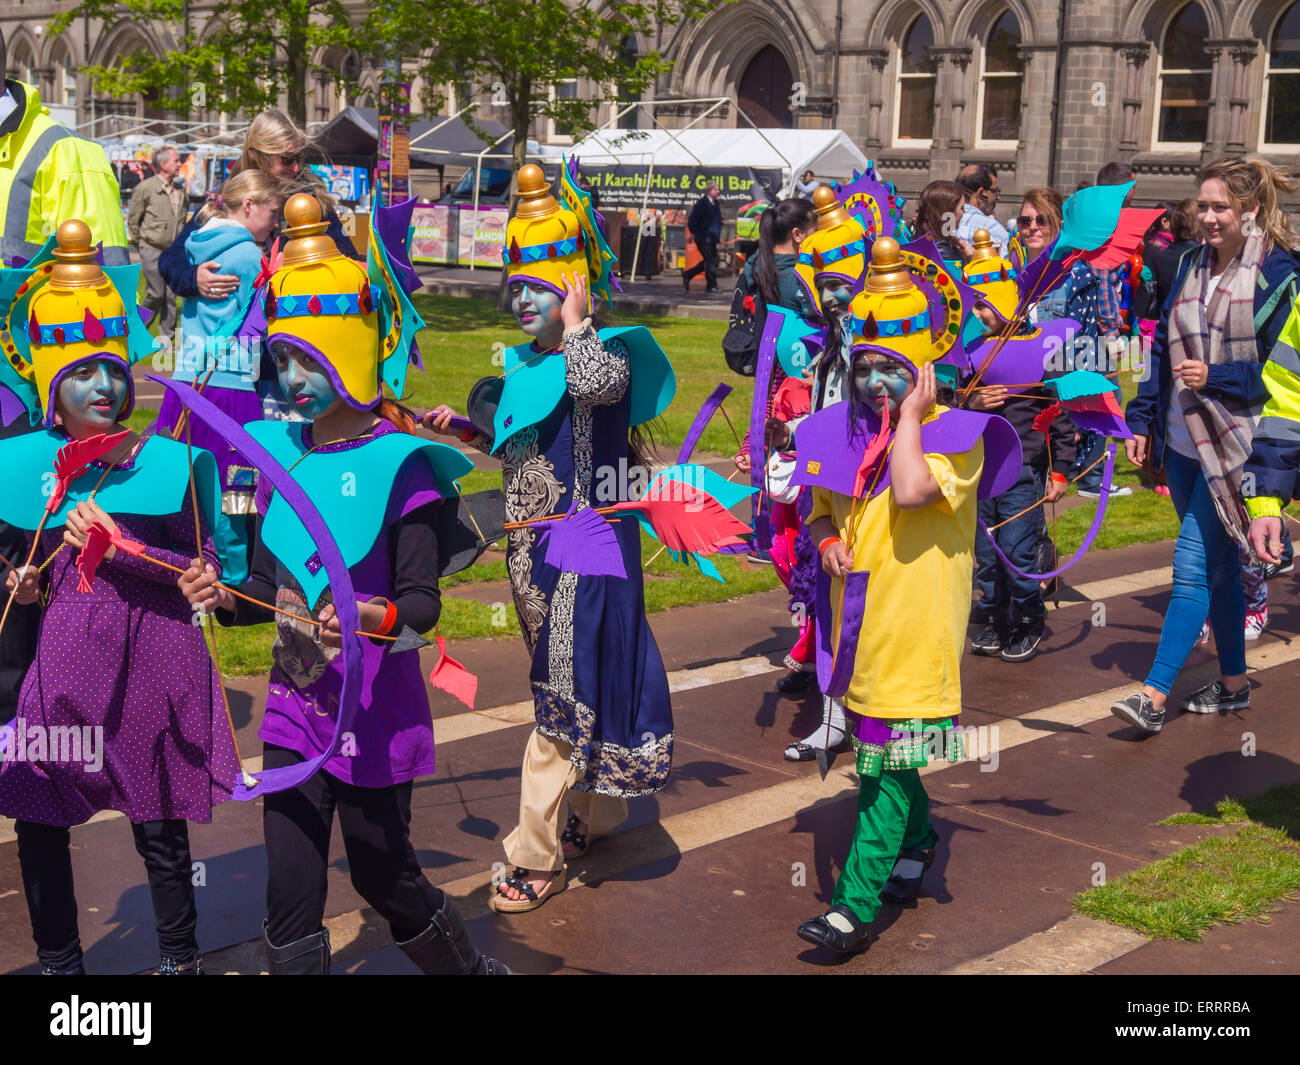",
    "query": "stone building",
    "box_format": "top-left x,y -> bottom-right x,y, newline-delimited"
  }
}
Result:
5,0 -> 1300,211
